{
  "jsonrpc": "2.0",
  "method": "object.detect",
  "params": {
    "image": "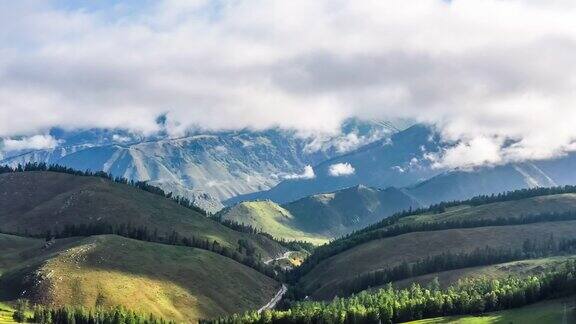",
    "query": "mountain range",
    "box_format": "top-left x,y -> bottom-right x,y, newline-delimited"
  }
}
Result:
0,119 -> 403,212
229,125 -> 576,209
4,121 -> 576,220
